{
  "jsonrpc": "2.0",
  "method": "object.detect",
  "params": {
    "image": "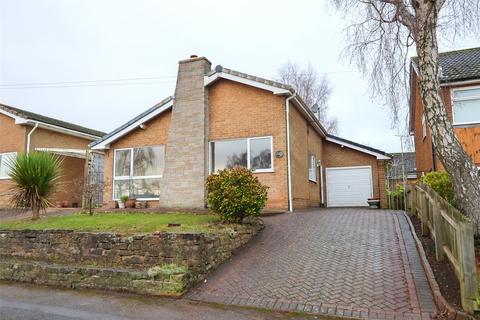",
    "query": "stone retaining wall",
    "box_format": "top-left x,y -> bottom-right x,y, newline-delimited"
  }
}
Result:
0,222 -> 263,295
